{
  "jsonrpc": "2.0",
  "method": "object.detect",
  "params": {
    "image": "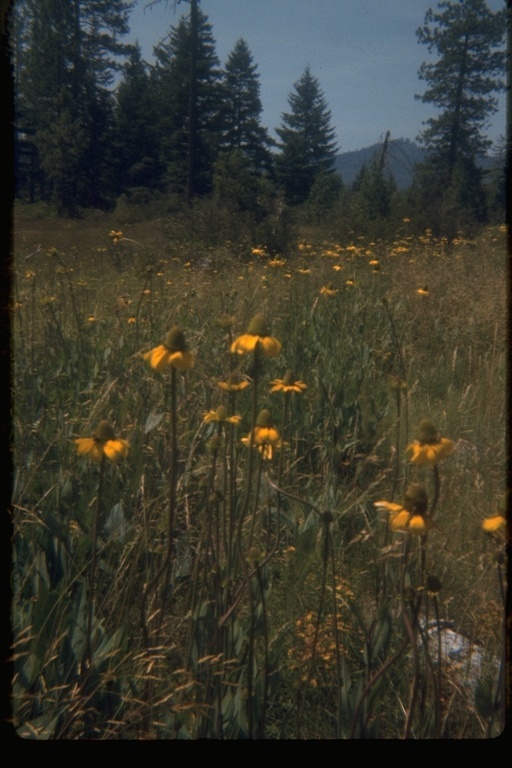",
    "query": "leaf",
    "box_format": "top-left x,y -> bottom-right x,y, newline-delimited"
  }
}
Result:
104,502 -> 132,542
144,409 -> 164,433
